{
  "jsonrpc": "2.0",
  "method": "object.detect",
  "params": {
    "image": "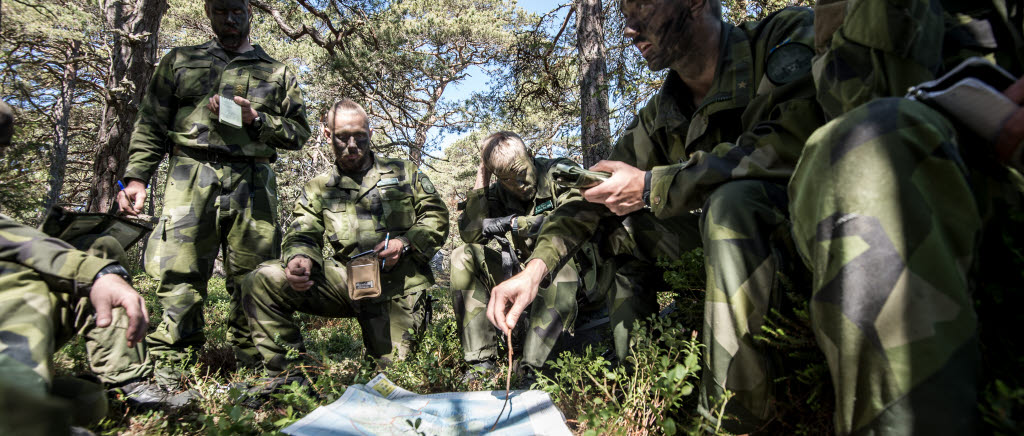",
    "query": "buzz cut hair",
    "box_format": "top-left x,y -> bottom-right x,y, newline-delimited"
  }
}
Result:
322,98 -> 370,130
481,131 -> 531,172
